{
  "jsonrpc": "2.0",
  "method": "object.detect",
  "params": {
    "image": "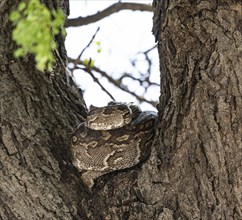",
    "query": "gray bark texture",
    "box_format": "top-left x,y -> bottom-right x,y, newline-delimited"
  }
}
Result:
0,1 -> 89,219
152,0 -> 242,219
0,0 -> 241,220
